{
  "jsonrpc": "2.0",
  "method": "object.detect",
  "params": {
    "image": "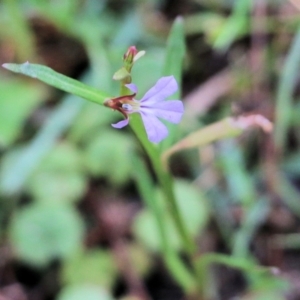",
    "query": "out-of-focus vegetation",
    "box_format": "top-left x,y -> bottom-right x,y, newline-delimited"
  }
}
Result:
0,0 -> 300,299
